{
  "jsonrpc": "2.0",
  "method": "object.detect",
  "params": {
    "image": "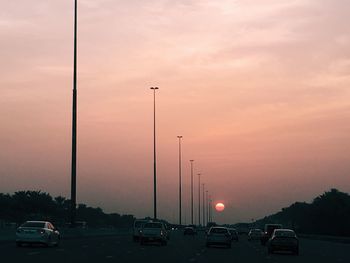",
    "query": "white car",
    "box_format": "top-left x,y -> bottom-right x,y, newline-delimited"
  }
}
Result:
206,227 -> 232,248
133,219 -> 149,242
16,221 -> 60,247
140,222 -> 167,246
